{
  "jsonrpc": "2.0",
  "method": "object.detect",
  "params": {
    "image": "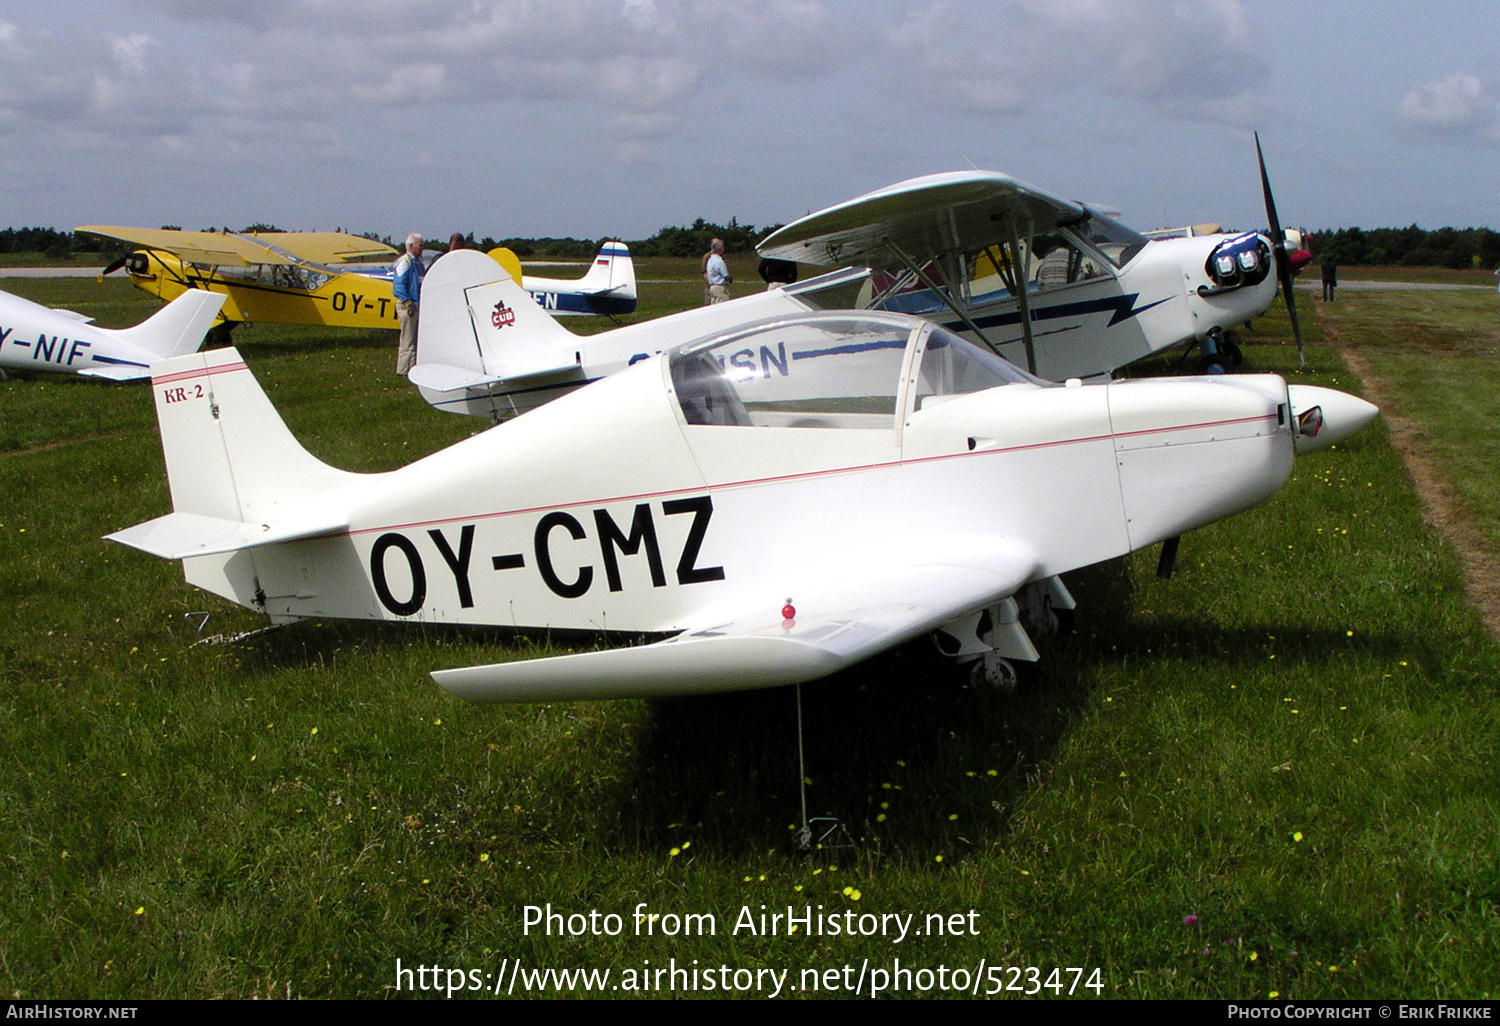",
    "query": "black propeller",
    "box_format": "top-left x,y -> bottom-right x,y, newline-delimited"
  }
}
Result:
1255,131 -> 1304,369
98,254 -> 129,278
